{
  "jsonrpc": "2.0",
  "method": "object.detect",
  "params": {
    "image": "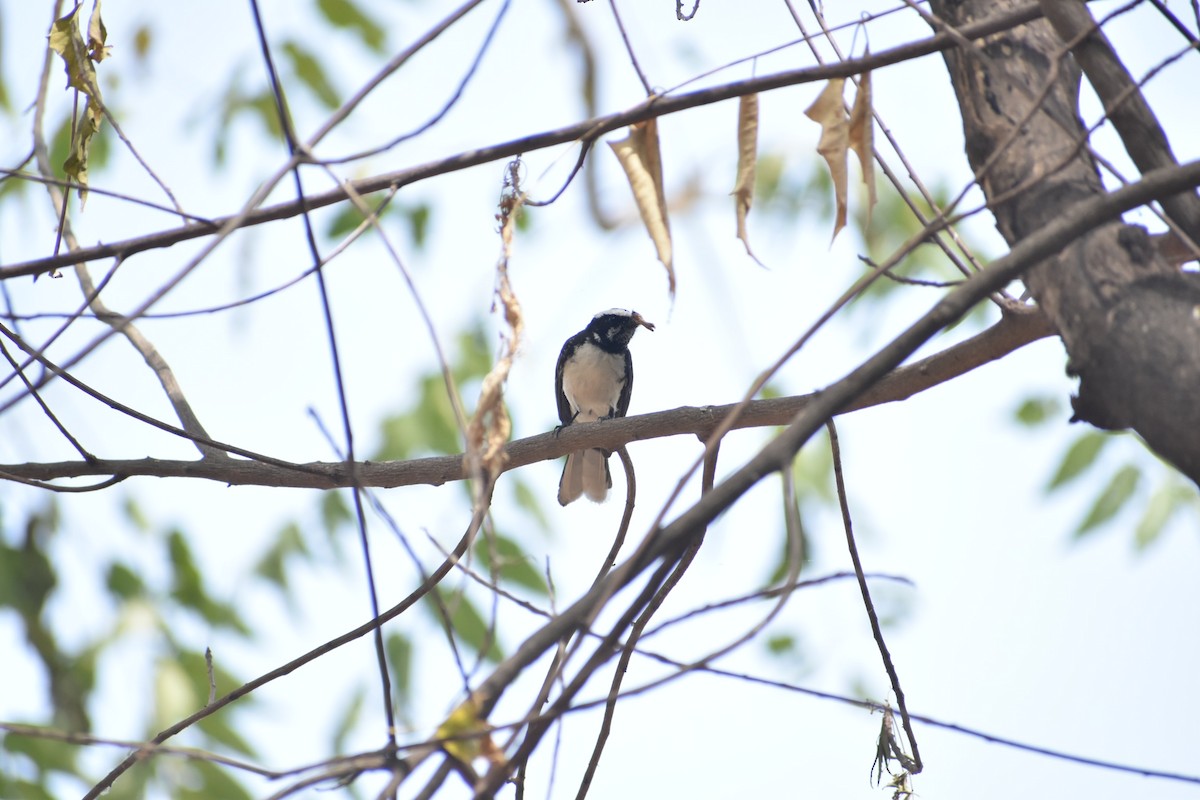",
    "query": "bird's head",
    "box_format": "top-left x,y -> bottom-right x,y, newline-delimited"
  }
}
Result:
588,308 -> 655,350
